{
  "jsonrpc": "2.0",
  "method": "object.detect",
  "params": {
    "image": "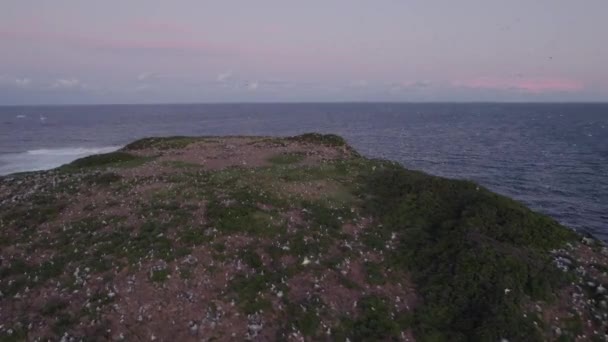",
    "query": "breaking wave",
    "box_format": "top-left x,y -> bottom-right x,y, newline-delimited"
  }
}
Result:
0,146 -> 121,175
